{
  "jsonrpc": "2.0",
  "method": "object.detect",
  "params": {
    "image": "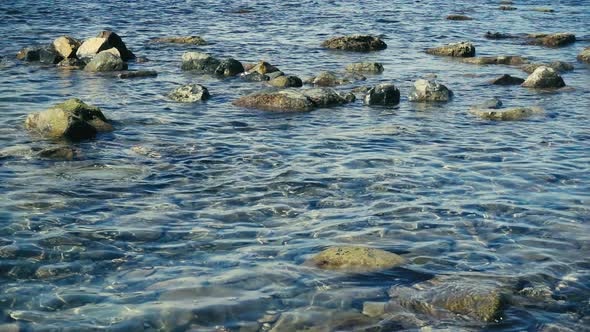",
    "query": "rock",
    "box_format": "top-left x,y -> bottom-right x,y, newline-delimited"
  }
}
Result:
136,56 -> 149,63
77,31 -> 135,61
362,302 -> 388,317
521,66 -> 566,88
38,46 -> 63,64
214,58 -> 244,77
232,88 -> 353,112
35,262 -> 82,279
266,71 -> 285,80
446,14 -> 473,20
84,51 -> 126,72
321,34 -> 387,52
469,107 -> 543,121
351,86 -> 371,94
240,71 -> 270,82
485,31 -> 519,40
364,83 -> 400,106
499,5 -> 517,10
180,52 -> 221,73
101,47 -> 122,58
38,146 -> 77,160
149,36 -> 207,45
304,246 -> 405,272
97,31 -> 135,60
25,98 -> 113,140
16,46 -> 41,61
462,56 -> 527,65
522,61 -> 574,74
269,307 -> 375,332
248,61 -> 280,75
425,41 -> 475,57
304,88 -> 355,107
168,84 -> 210,102
490,74 -> 525,85
532,8 -> 554,13
312,71 -> 343,86
117,70 -> 158,79
473,98 -> 503,110
578,48 -> 590,62
528,33 -> 576,47
52,36 -> 81,59
388,276 -> 507,322
57,58 -> 85,70
268,75 -> 303,88
408,79 -> 453,102
345,62 -> 384,73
